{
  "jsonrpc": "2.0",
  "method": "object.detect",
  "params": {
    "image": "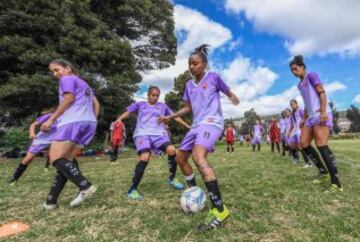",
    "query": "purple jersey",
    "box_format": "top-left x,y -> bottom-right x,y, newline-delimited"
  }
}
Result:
32,113 -> 57,145
127,101 -> 173,137
279,118 -> 286,134
253,124 -> 263,136
284,117 -> 291,133
291,108 -> 304,134
57,75 -> 97,127
183,72 -> 230,128
298,72 -> 331,117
